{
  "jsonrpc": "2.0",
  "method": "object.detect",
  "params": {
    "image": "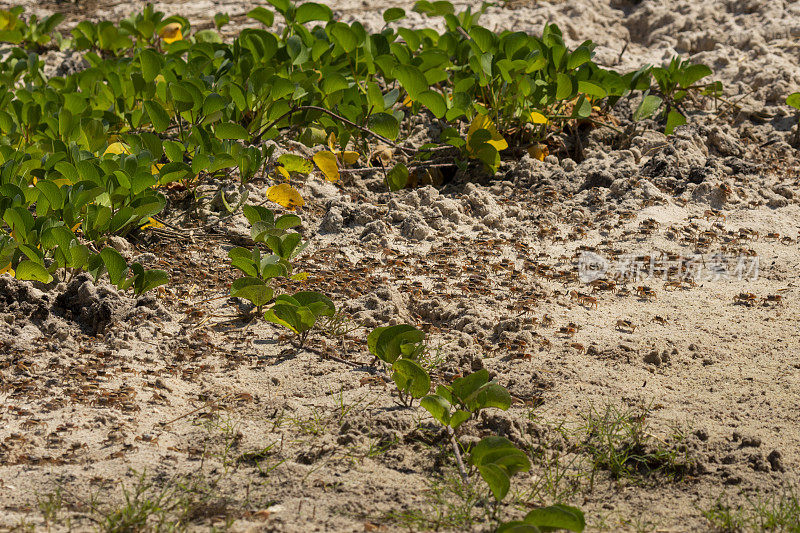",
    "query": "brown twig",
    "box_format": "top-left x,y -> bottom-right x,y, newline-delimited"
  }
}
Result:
253,105 -> 416,155
160,398 -> 221,427
448,426 -> 470,485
